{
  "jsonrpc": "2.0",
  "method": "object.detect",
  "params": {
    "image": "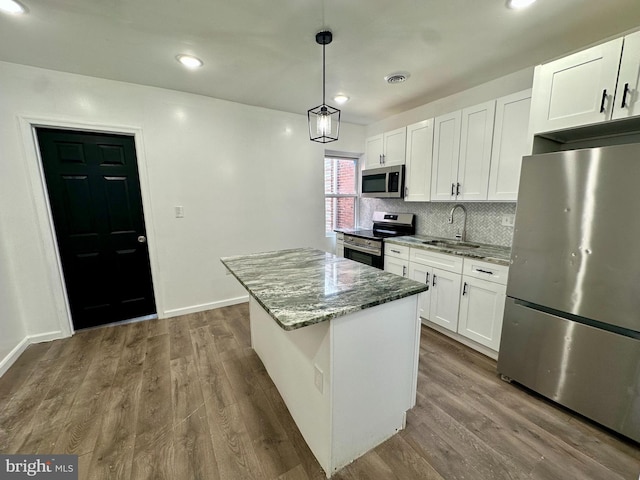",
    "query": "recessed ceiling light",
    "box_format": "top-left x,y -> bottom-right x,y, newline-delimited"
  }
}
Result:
0,0 -> 27,14
506,0 -> 537,9
334,95 -> 350,105
384,72 -> 410,84
176,54 -> 203,69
